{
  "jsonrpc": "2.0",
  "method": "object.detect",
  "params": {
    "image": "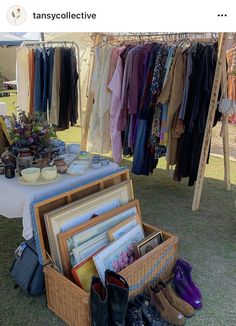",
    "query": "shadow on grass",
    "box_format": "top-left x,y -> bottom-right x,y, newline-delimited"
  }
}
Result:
0,154 -> 235,325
